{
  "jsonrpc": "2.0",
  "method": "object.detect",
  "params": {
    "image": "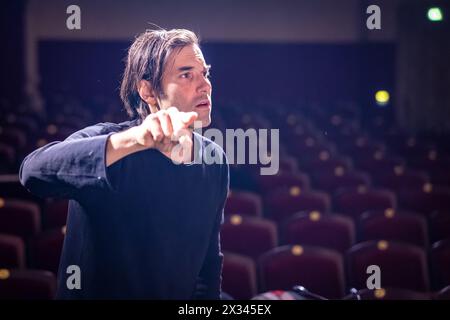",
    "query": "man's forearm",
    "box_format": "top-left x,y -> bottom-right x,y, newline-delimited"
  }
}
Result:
20,134 -> 114,200
106,127 -> 147,167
